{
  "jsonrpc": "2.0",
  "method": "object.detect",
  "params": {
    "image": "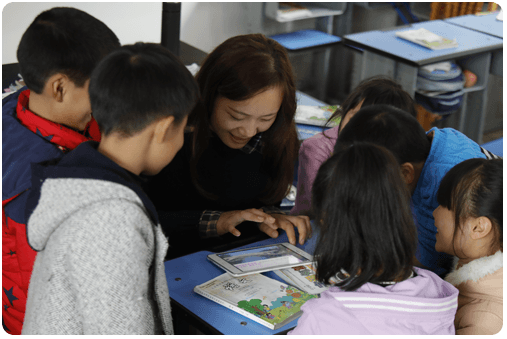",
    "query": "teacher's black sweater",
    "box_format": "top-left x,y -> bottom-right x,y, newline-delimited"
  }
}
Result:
143,132 -> 275,258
